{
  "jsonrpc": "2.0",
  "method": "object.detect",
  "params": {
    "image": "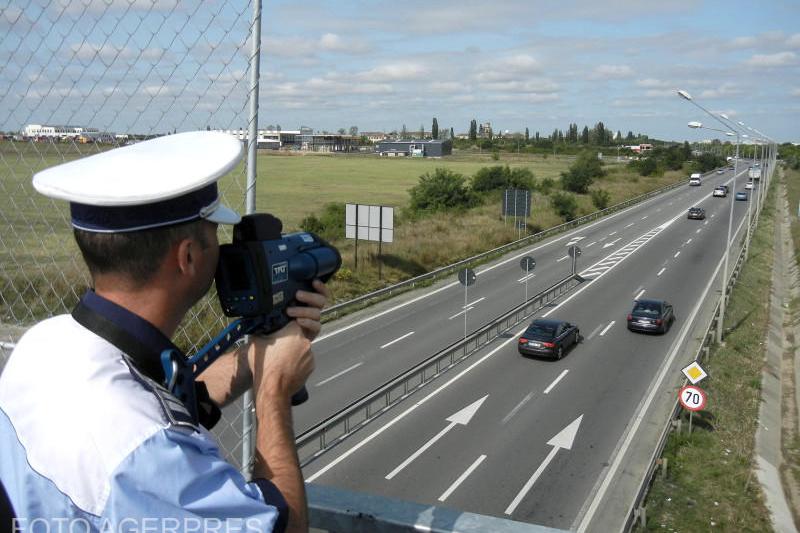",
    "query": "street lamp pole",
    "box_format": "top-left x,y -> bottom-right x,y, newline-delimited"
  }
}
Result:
679,89 -> 738,343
